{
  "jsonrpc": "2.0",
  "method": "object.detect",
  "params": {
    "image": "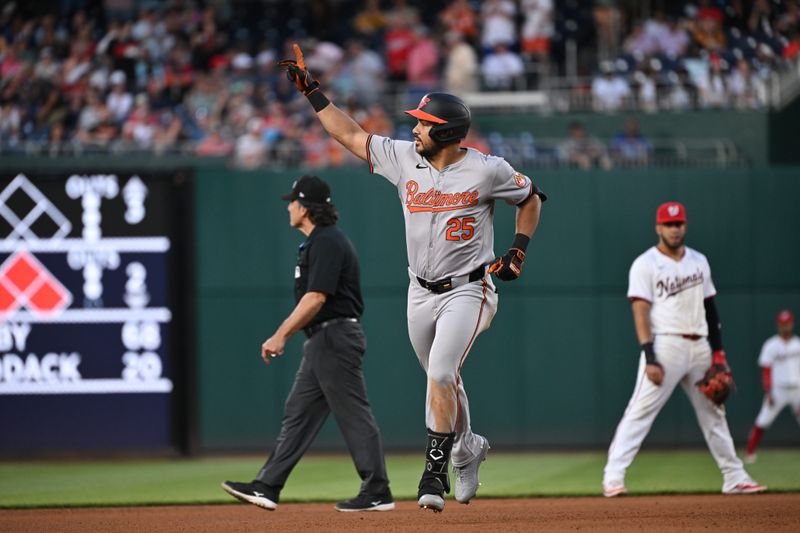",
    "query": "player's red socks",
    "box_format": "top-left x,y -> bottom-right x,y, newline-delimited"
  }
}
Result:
746,425 -> 764,455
